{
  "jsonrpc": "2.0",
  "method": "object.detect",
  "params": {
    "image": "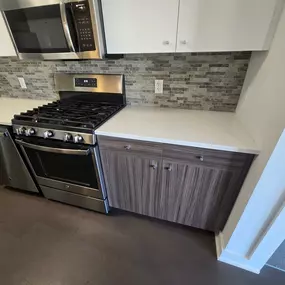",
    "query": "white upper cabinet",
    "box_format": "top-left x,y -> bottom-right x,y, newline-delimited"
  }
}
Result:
0,14 -> 16,57
102,0 -> 282,54
102,0 -> 179,54
177,0 -> 281,52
